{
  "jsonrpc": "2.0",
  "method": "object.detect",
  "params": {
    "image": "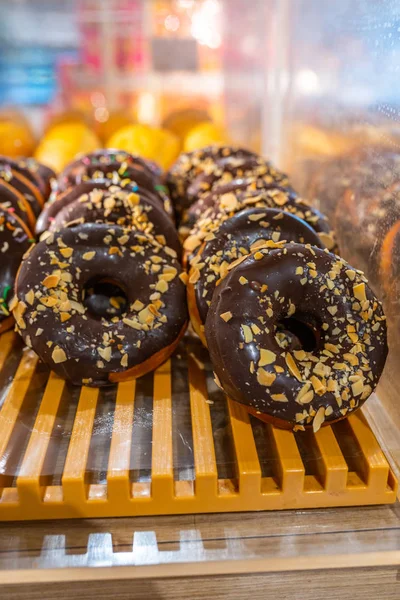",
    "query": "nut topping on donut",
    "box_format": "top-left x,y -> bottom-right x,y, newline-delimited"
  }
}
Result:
205,243 -> 387,431
13,222 -> 188,386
